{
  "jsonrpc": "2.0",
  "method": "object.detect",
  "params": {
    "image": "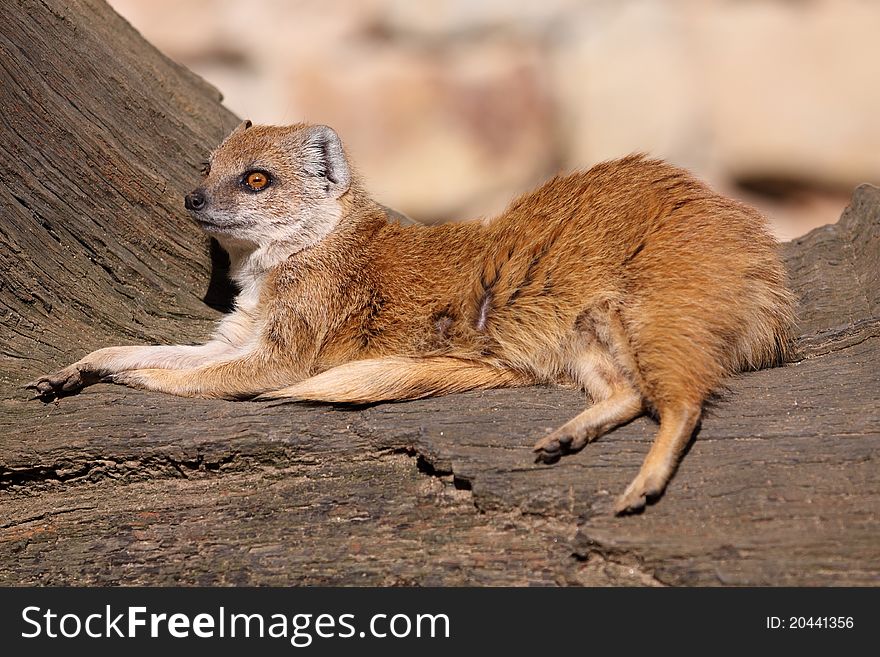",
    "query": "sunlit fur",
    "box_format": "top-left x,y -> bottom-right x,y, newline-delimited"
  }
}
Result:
29,122 -> 796,514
